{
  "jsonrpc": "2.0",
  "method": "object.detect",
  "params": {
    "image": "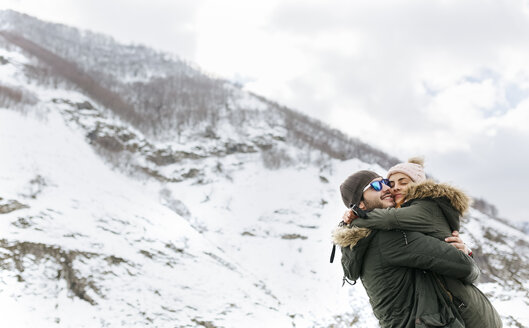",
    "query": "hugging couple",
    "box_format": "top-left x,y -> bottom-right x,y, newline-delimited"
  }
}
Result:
332,158 -> 502,328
